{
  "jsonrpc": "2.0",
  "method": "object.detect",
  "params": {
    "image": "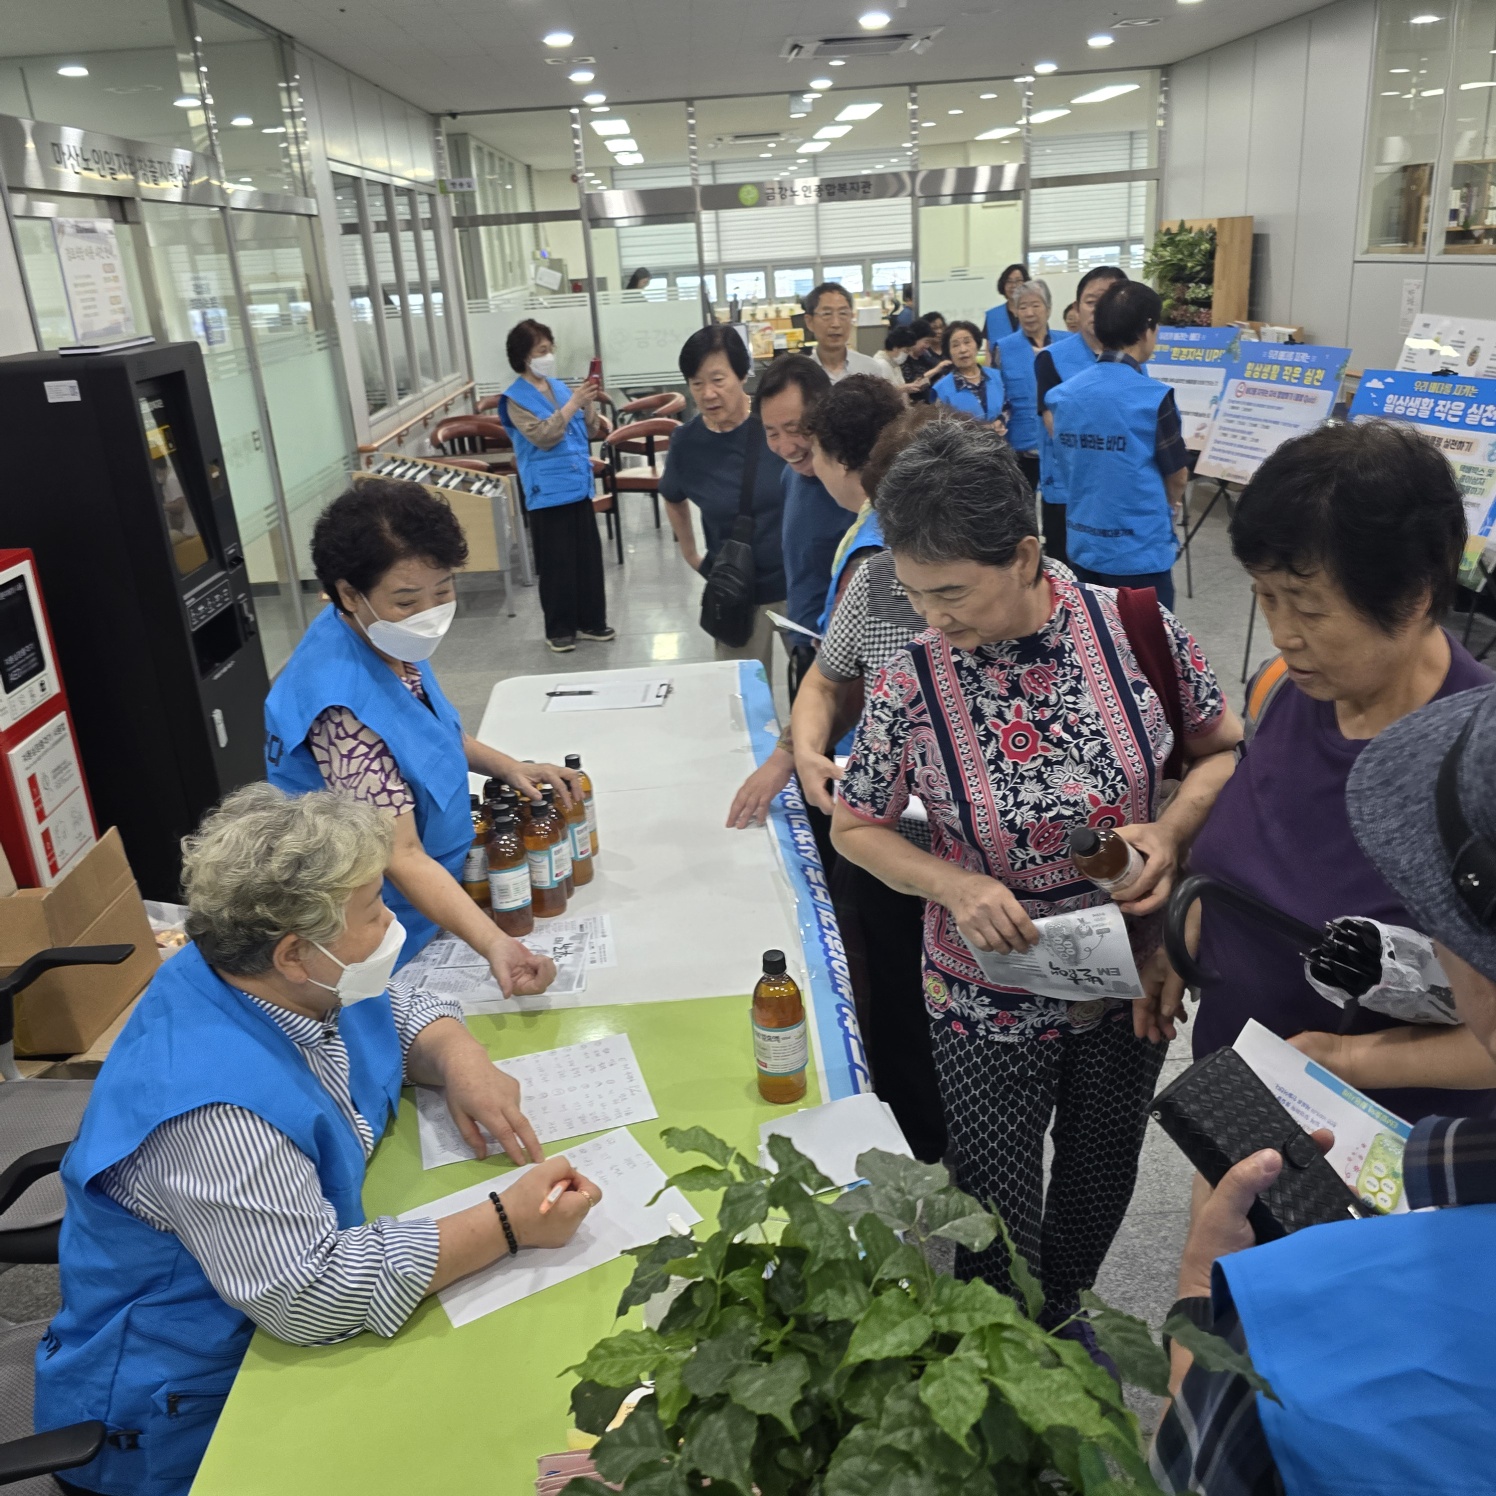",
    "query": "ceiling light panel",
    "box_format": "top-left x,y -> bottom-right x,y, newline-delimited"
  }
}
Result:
976,126 -> 1020,139
1072,83 -> 1140,103
1028,108 -> 1071,123
591,118 -> 631,135
835,102 -> 883,120
814,124 -> 853,138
